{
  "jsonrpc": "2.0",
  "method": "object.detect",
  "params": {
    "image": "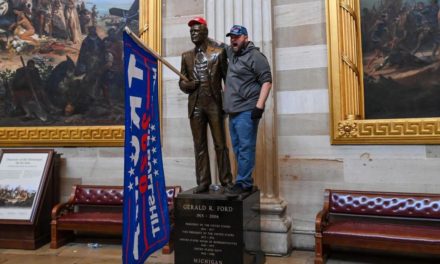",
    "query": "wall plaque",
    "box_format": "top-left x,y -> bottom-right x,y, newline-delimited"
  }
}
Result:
0,149 -> 60,249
